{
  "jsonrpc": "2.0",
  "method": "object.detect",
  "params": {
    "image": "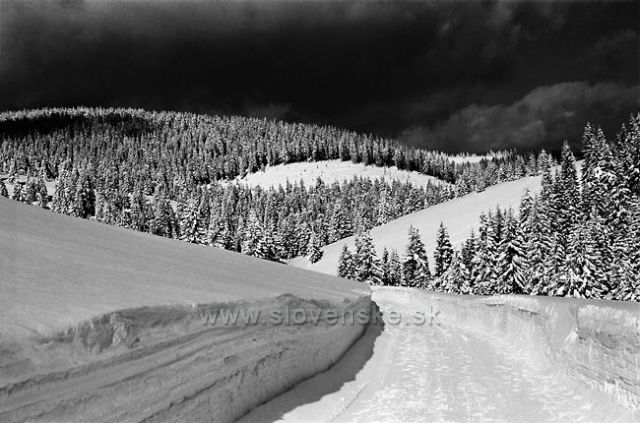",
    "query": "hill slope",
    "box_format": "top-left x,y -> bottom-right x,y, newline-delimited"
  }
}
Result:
291,170 -> 561,275
0,198 -> 369,422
